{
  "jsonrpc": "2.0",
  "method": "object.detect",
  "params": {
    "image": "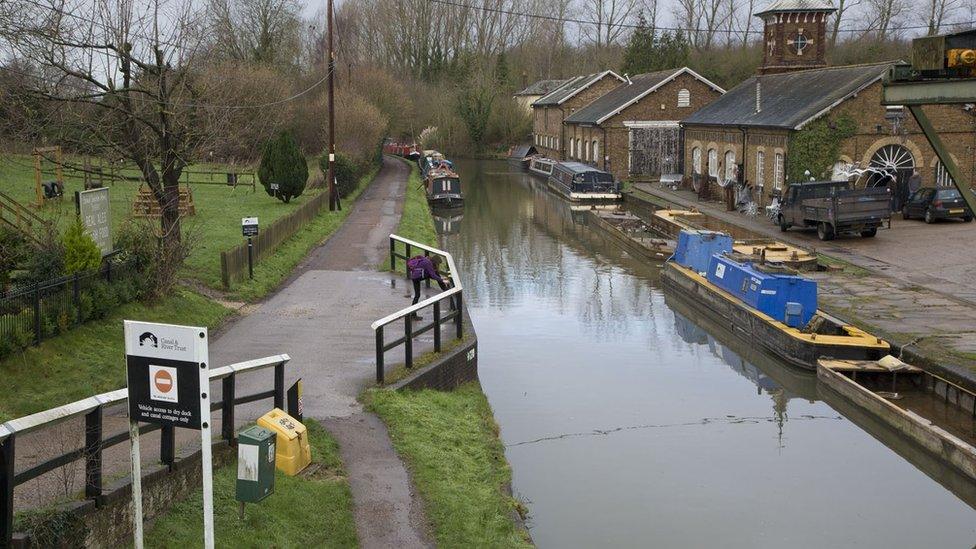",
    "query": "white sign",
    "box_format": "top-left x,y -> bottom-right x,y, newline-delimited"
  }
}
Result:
715,263 -> 726,279
238,445 -> 259,482
149,365 -> 179,403
242,217 -> 259,237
